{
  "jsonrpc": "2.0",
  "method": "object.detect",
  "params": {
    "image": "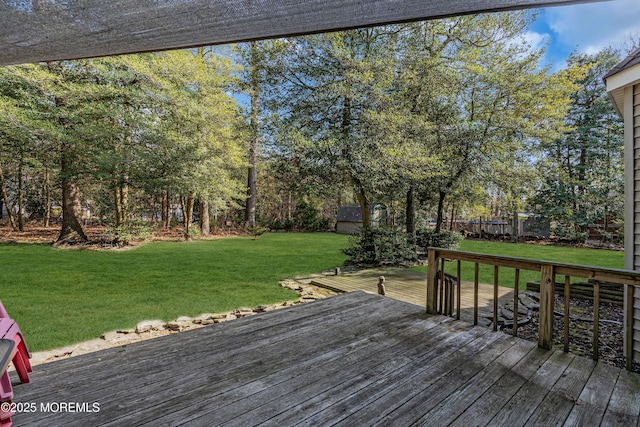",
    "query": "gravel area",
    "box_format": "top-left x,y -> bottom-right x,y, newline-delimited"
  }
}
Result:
501,295 -> 640,373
